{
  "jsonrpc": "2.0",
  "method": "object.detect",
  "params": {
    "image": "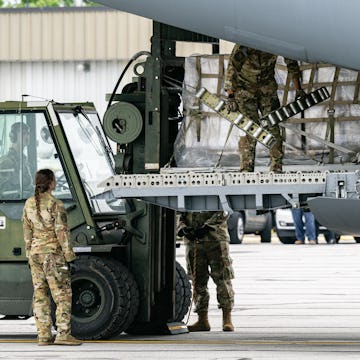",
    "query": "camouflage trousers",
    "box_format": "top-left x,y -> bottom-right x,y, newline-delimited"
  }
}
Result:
29,252 -> 72,341
185,239 -> 234,312
235,88 -> 284,172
